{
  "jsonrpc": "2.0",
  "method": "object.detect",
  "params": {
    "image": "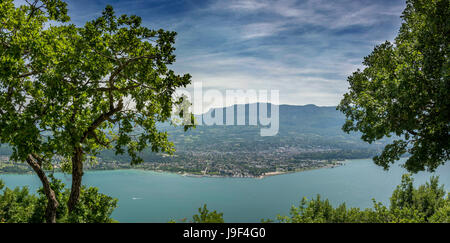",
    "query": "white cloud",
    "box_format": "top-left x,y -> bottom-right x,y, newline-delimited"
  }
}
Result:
174,51 -> 355,107
241,22 -> 286,39
212,0 -> 404,30
59,0 -> 405,107
226,0 -> 269,11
